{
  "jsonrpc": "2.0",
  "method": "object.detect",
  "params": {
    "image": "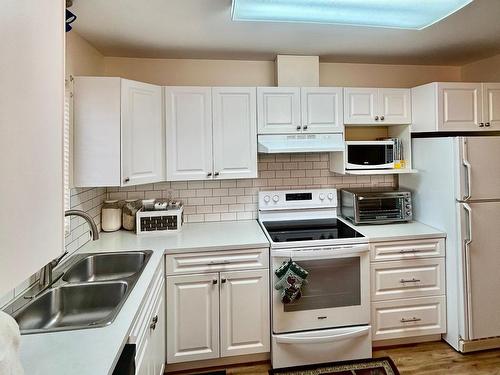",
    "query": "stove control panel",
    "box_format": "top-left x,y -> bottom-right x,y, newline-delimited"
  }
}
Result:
259,189 -> 337,210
